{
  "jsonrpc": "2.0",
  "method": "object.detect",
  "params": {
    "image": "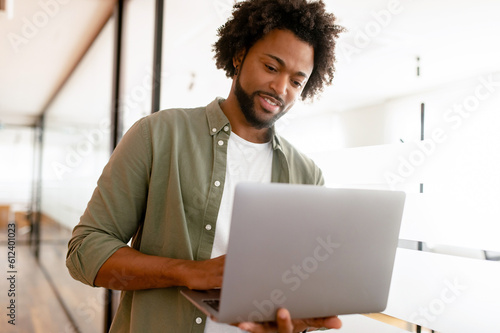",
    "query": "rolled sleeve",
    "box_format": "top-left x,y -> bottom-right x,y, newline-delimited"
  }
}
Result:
66,226 -> 128,286
66,118 -> 152,287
